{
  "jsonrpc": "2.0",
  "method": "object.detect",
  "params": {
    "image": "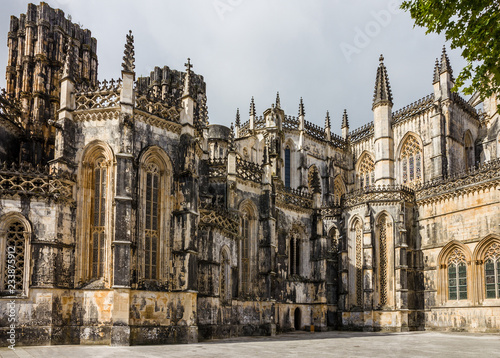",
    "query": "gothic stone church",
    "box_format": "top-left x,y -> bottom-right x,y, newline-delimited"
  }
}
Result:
0,3 -> 499,346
